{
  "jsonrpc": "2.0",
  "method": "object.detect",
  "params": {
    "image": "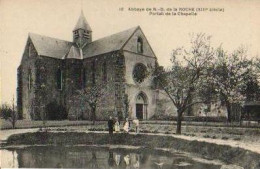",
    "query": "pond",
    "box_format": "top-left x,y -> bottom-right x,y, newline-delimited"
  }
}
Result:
1,146 -> 223,168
